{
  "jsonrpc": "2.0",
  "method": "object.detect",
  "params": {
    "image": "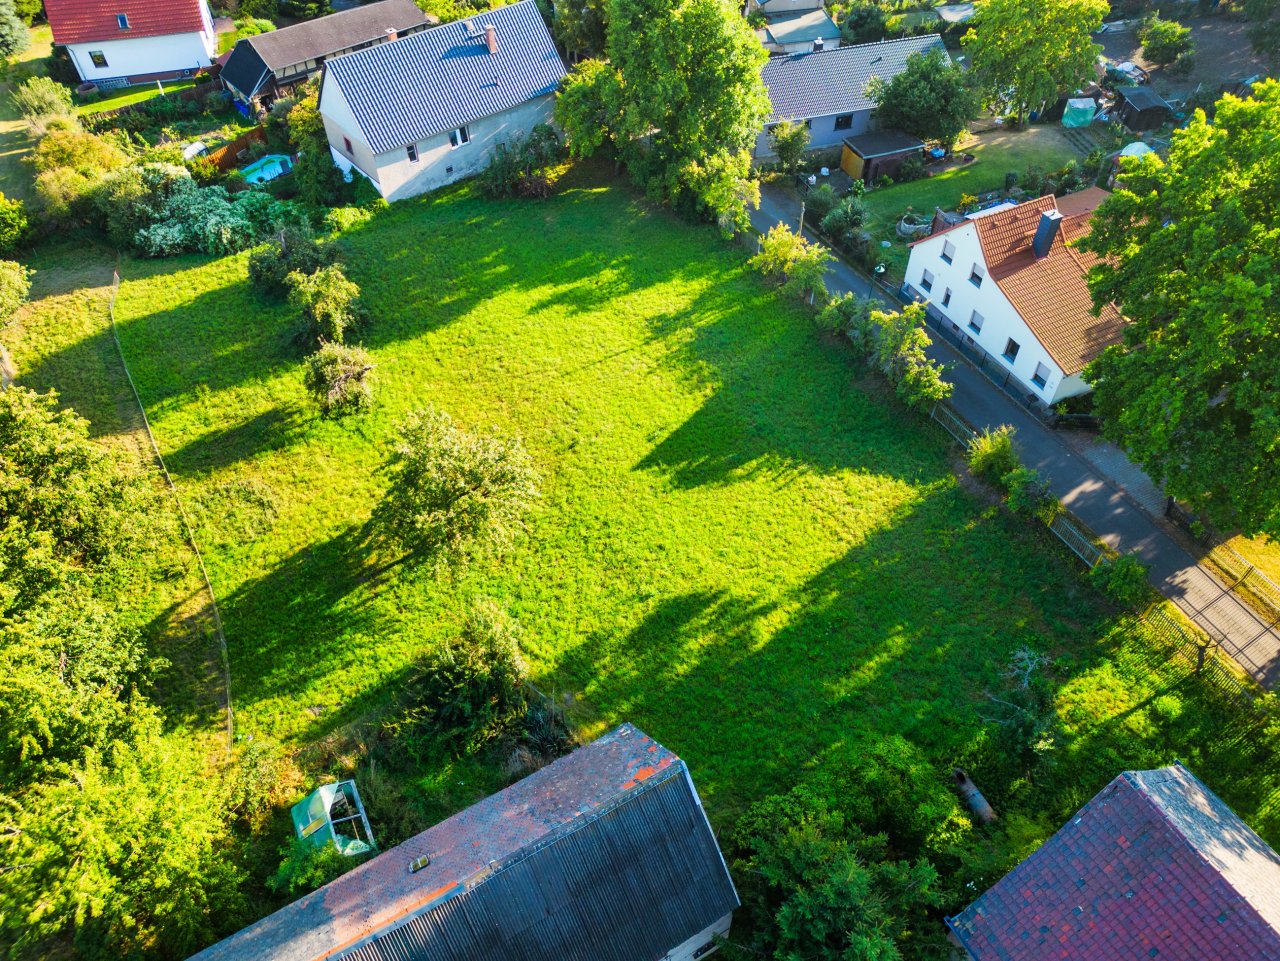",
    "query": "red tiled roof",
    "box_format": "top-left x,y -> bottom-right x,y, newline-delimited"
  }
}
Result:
47,0 -> 206,46
950,764 -> 1280,961
971,189 -> 1126,376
